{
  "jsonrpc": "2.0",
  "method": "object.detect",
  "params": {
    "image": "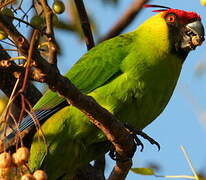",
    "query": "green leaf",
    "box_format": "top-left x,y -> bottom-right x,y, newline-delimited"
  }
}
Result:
131,168 -> 155,176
